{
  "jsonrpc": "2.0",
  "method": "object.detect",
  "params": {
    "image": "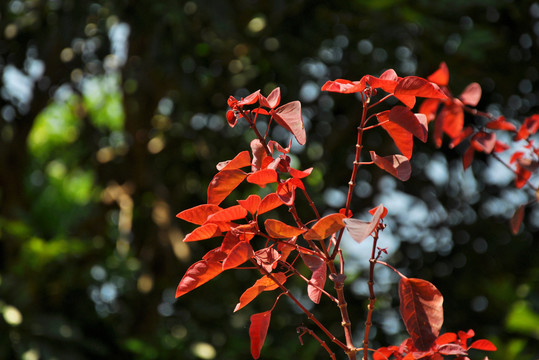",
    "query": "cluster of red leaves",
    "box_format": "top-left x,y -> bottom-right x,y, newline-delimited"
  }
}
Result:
420,62 -> 539,190
322,69 -> 447,181
373,277 -> 496,360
